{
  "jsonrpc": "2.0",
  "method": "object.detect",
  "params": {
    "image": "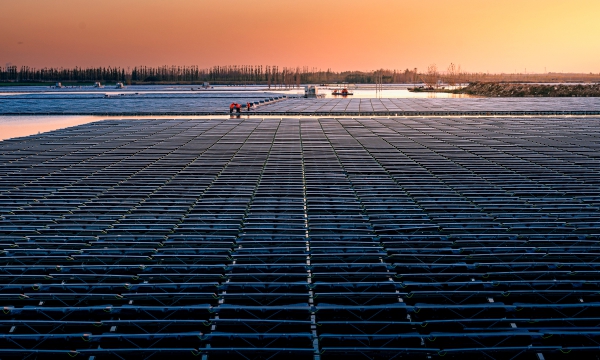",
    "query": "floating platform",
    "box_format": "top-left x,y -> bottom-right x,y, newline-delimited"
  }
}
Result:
1,95 -> 599,116
256,97 -> 600,115
1,117 -> 600,358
